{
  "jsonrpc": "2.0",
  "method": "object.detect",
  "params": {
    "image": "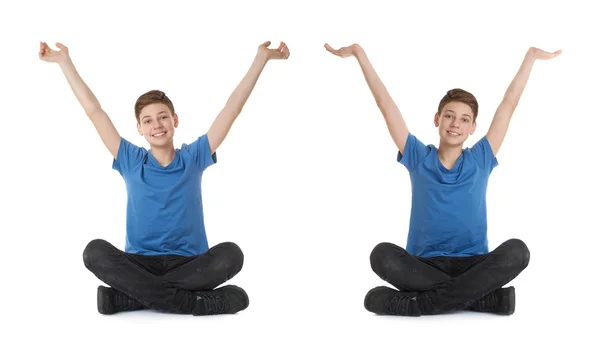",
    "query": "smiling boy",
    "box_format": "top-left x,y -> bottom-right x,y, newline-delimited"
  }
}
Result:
40,40 -> 290,315
325,43 -> 561,316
